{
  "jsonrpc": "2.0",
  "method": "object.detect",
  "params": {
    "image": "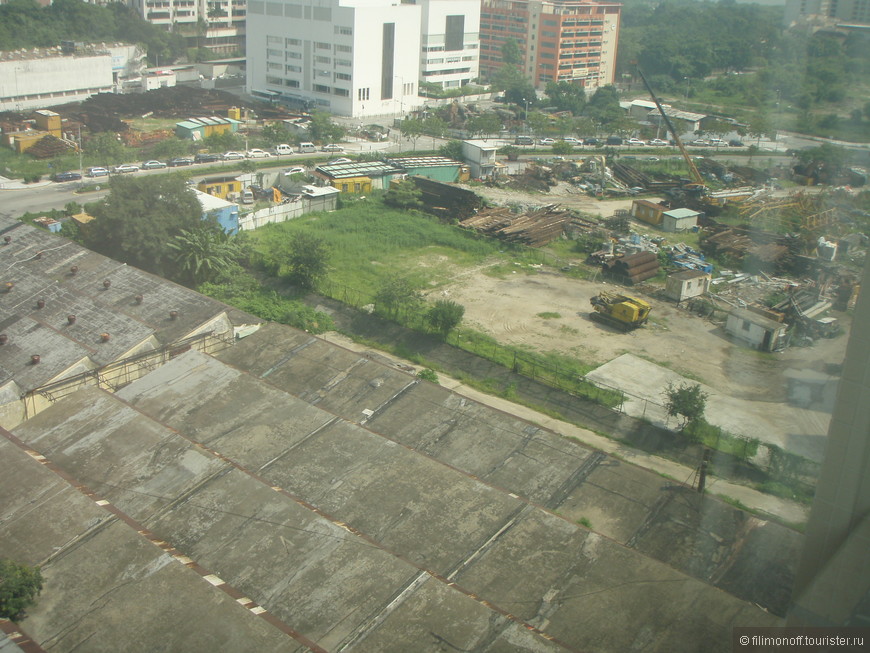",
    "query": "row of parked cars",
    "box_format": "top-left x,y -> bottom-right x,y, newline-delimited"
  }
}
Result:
520,136 -> 745,148
52,145 -> 348,182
